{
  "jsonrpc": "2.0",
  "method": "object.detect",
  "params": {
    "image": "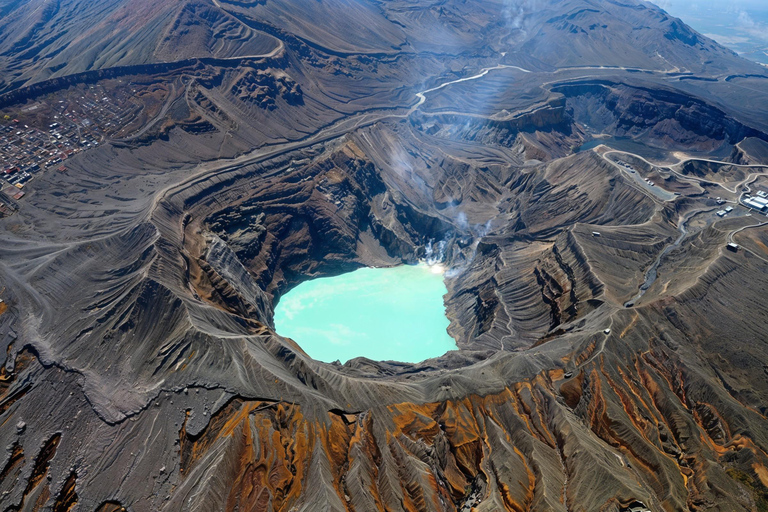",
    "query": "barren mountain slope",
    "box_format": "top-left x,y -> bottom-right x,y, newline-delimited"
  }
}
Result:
0,0 -> 280,92
0,0 -> 767,511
